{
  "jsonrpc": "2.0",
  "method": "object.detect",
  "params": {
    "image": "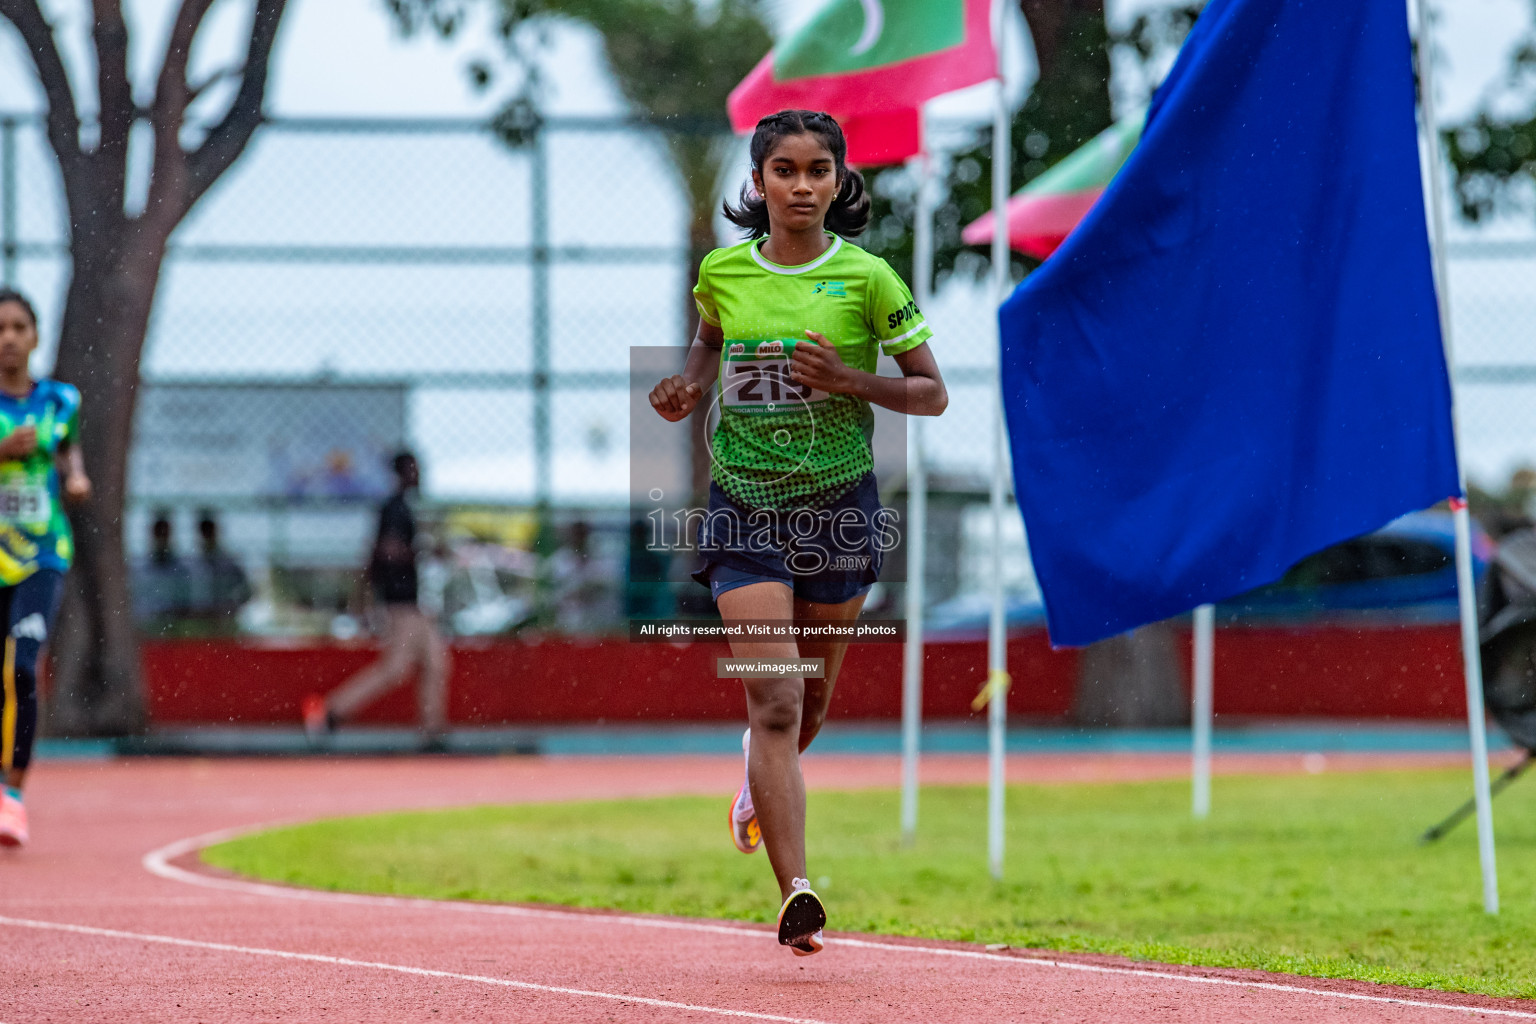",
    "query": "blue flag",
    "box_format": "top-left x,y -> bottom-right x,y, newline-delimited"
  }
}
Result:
999,0 -> 1460,647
